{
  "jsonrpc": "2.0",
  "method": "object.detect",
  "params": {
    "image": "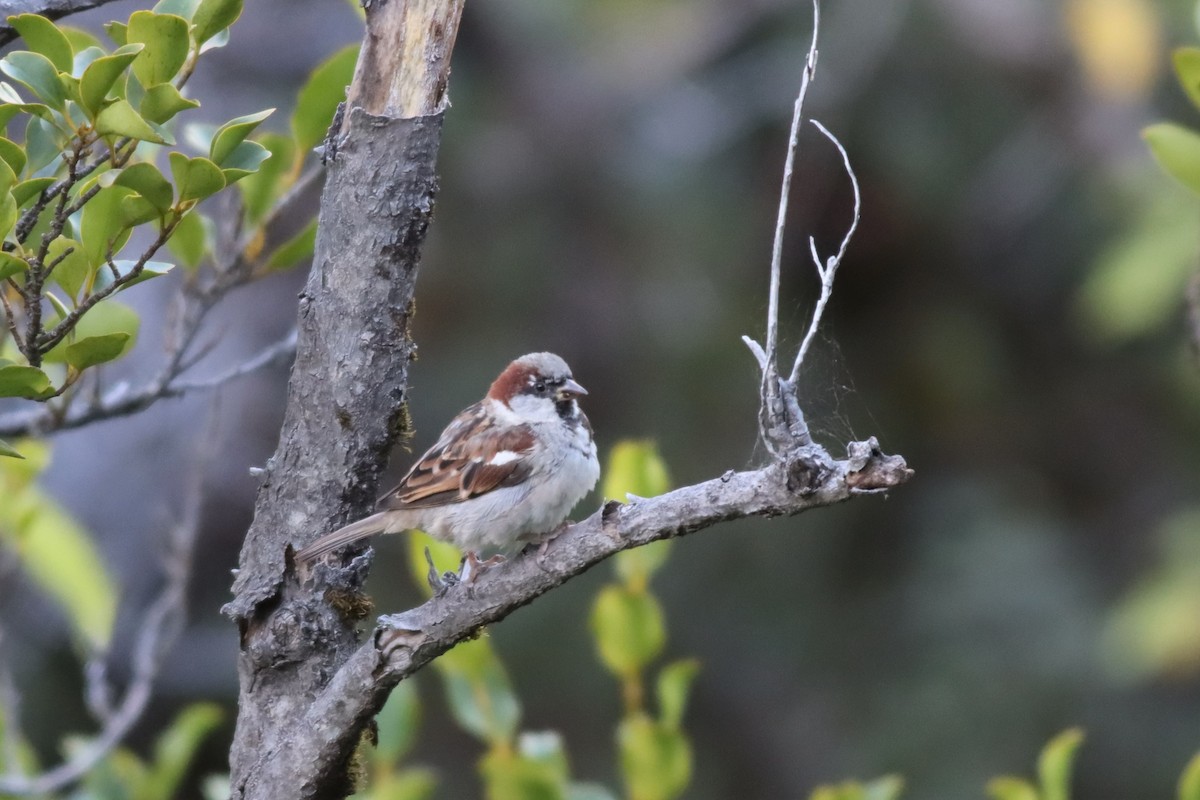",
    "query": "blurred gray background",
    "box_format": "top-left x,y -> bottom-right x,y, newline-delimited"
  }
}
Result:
5,0 -> 1200,797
